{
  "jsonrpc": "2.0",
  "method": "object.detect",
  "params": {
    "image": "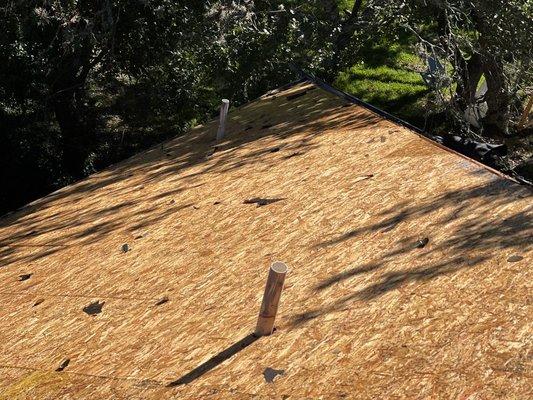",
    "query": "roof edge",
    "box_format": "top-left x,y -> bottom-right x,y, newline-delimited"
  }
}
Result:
299,70 -> 530,187
300,70 -> 425,135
